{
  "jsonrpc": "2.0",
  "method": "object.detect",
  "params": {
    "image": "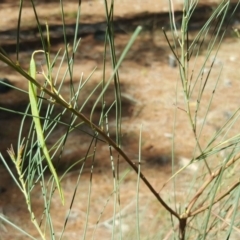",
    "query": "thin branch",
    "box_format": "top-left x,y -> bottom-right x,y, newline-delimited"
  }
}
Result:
0,54 -> 180,220
190,180 -> 240,216
186,152 -> 240,215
